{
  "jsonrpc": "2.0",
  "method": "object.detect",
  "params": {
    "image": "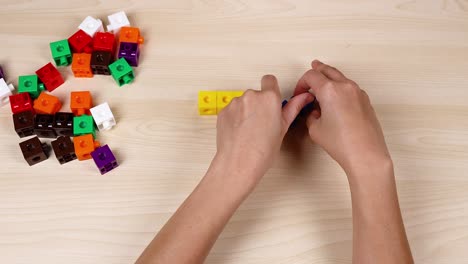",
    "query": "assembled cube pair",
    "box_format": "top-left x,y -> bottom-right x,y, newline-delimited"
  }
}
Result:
72,51 -> 115,77
198,91 -> 244,115
117,26 -> 143,67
